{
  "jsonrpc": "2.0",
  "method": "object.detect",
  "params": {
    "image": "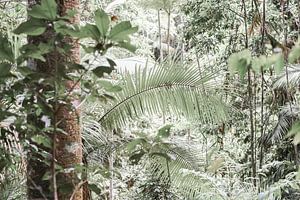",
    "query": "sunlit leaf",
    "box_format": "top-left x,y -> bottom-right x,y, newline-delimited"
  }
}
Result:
14,18 -> 46,36
28,0 -> 57,20
157,124 -> 173,139
94,8 -> 110,37
109,21 -> 138,42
